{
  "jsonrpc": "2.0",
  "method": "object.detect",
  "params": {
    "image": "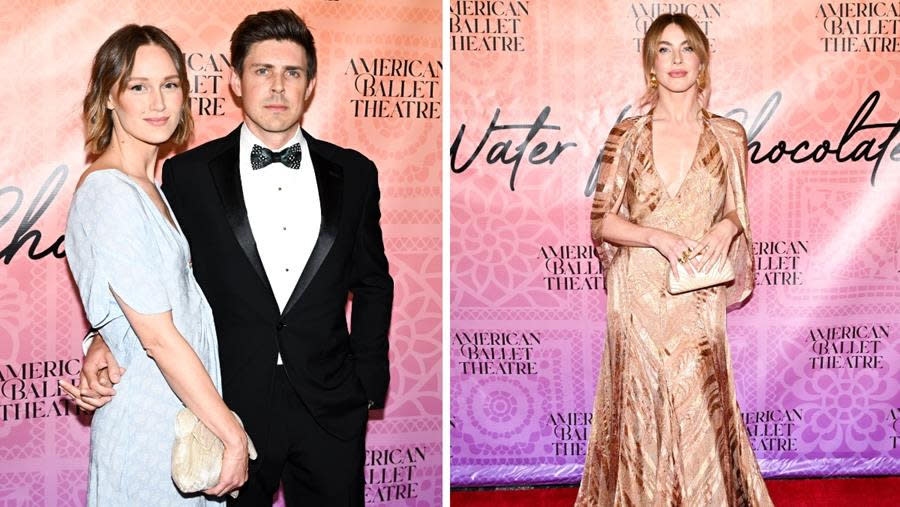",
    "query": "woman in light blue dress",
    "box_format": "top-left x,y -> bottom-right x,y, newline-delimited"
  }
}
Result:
60,25 -> 249,505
